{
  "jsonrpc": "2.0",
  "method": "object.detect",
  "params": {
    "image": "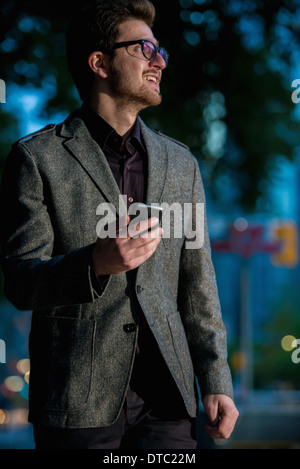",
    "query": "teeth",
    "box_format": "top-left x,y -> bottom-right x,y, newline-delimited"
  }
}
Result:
145,76 -> 157,83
